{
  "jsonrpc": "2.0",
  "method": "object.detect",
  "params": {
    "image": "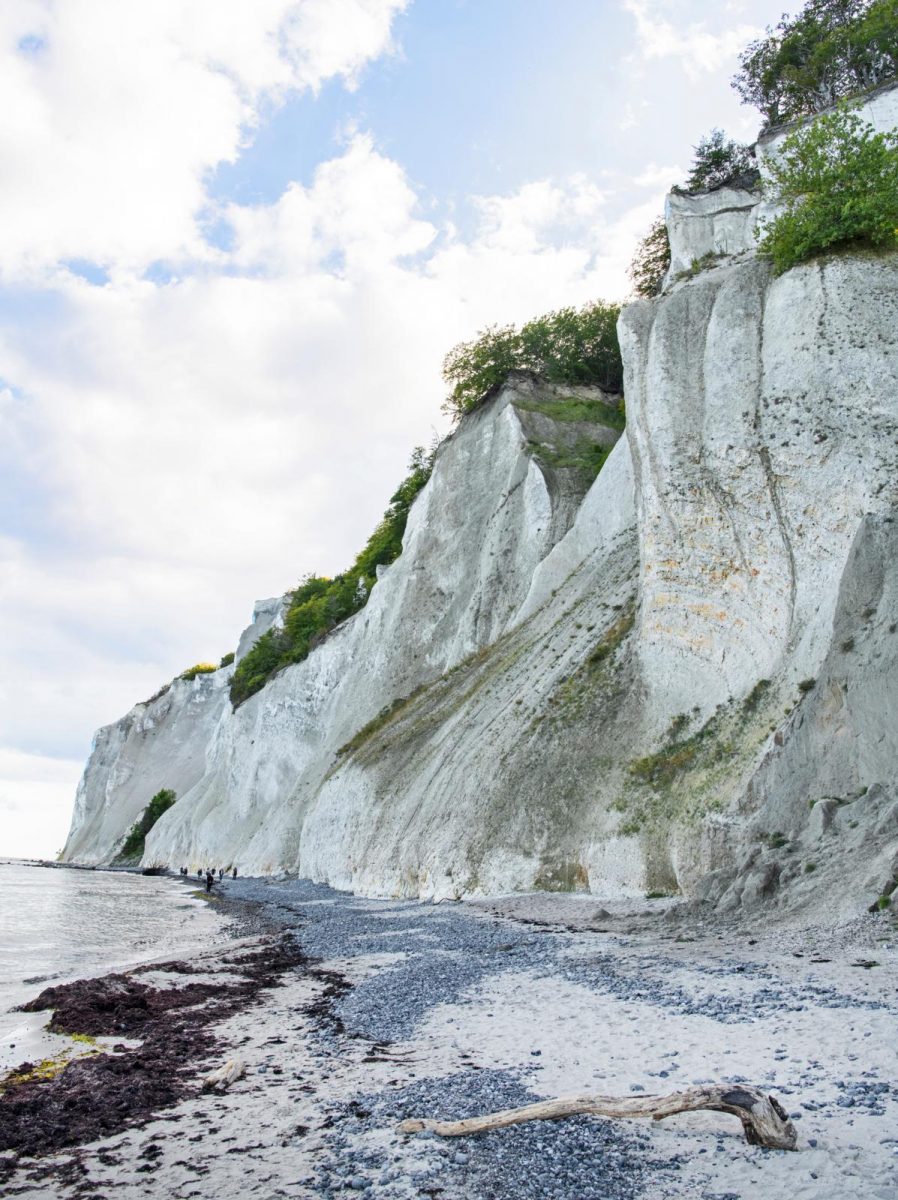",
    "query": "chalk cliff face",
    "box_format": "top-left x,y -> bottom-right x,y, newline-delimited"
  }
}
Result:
64,670 -> 232,865
63,91 -> 898,917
